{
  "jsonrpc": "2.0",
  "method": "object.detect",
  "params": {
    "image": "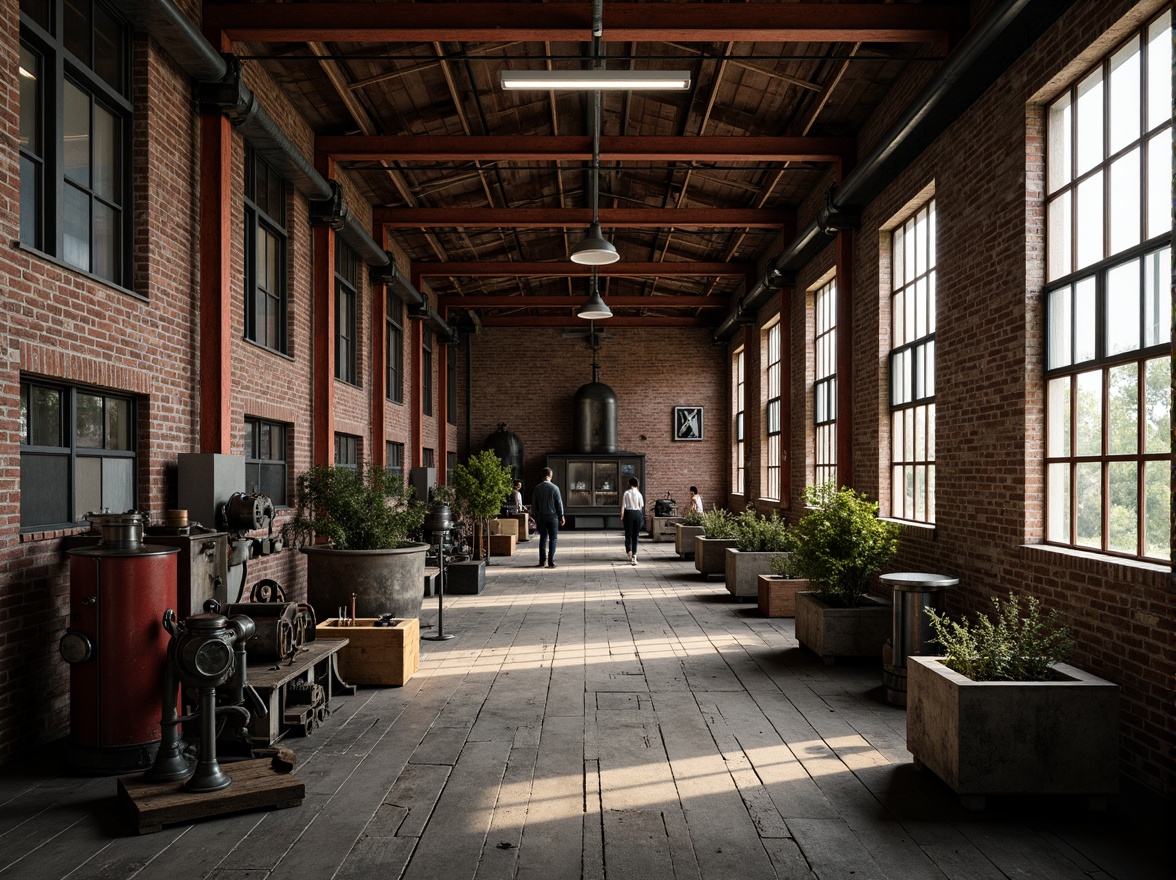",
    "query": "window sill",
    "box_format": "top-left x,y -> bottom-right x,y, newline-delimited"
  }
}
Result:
882,517 -> 936,537
13,240 -> 144,301
20,526 -> 90,543
243,338 -> 295,361
1021,543 -> 1170,577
